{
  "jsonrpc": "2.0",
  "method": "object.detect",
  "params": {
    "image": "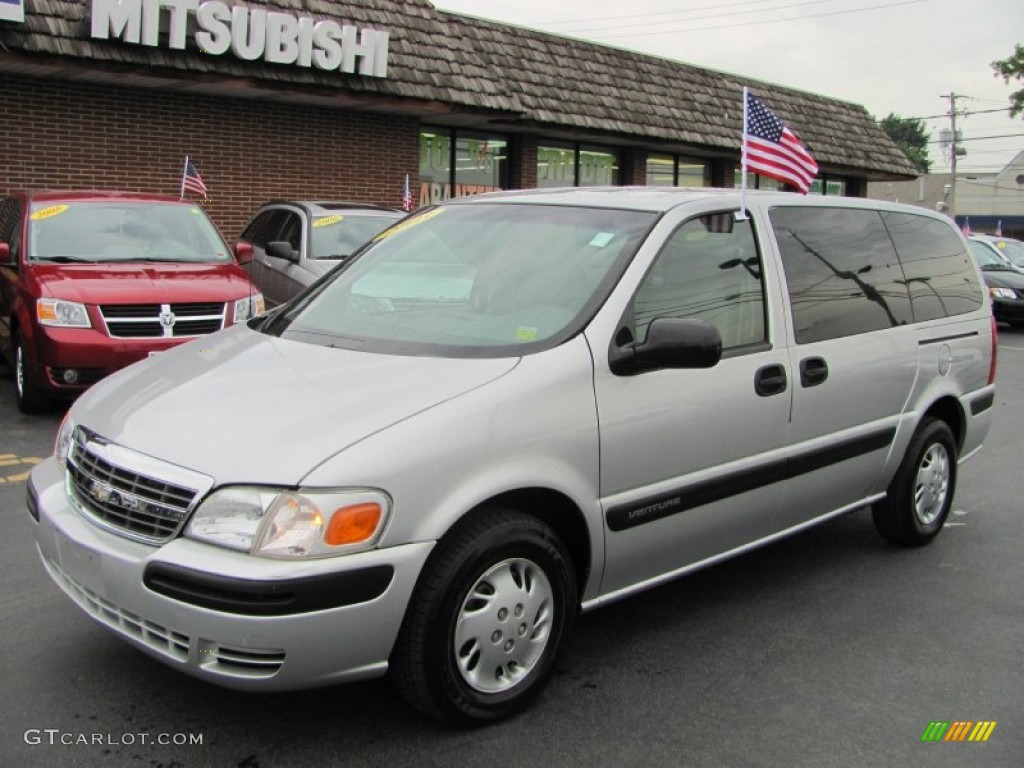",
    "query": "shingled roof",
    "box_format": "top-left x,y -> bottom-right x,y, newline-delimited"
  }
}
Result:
0,0 -> 919,178
441,12 -> 918,179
